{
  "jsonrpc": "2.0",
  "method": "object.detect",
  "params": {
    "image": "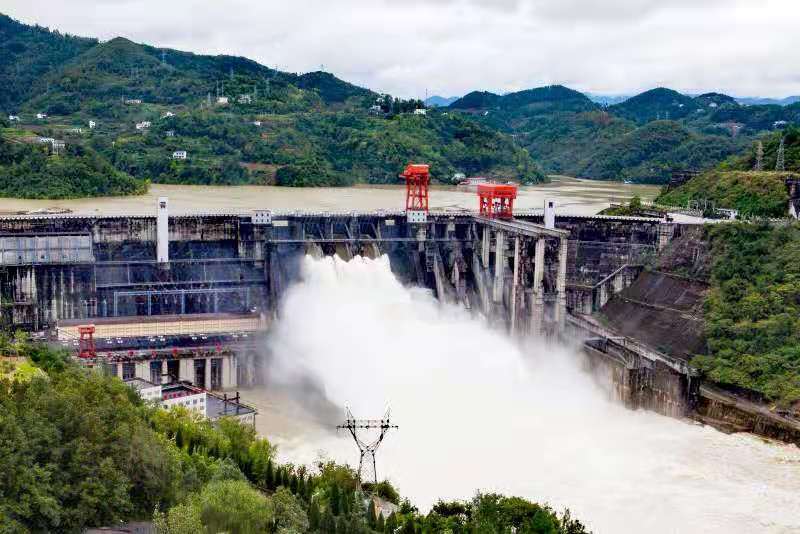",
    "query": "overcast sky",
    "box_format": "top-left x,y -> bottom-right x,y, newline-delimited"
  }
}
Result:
4,0 -> 800,99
